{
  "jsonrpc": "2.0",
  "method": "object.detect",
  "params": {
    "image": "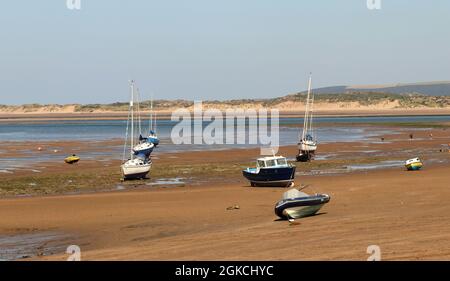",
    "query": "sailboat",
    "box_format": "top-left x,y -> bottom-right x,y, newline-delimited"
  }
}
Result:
147,97 -> 160,146
121,80 -> 152,180
296,74 -> 317,162
132,87 -> 154,156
